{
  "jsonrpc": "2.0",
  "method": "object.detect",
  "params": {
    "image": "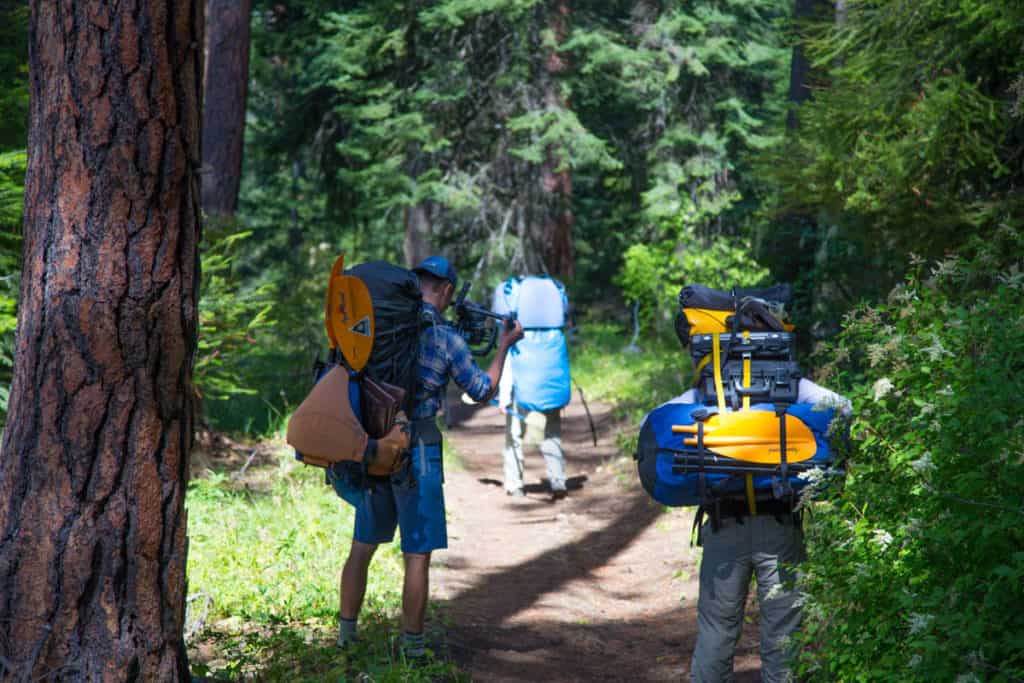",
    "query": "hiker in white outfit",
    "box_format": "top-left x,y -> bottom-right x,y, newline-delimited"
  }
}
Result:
492,276 -> 572,500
